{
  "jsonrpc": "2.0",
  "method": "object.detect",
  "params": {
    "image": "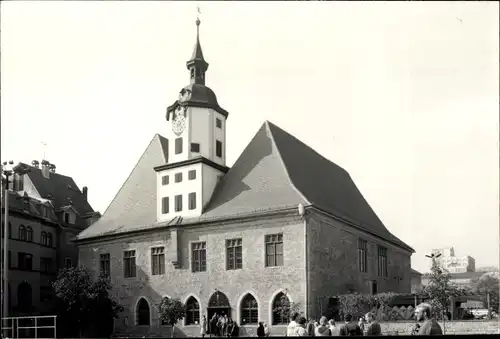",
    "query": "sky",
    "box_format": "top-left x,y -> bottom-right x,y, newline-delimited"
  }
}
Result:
1,1 -> 499,274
